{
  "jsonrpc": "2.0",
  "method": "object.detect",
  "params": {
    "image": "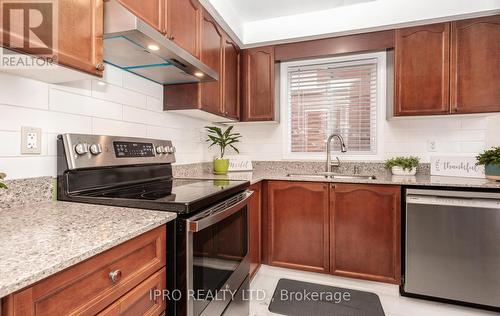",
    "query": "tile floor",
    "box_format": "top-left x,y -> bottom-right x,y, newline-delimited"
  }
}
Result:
249,265 -> 498,316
